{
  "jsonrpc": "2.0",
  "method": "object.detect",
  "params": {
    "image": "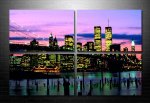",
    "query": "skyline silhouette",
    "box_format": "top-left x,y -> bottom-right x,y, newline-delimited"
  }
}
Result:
77,10 -> 142,52
9,10 -> 74,46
